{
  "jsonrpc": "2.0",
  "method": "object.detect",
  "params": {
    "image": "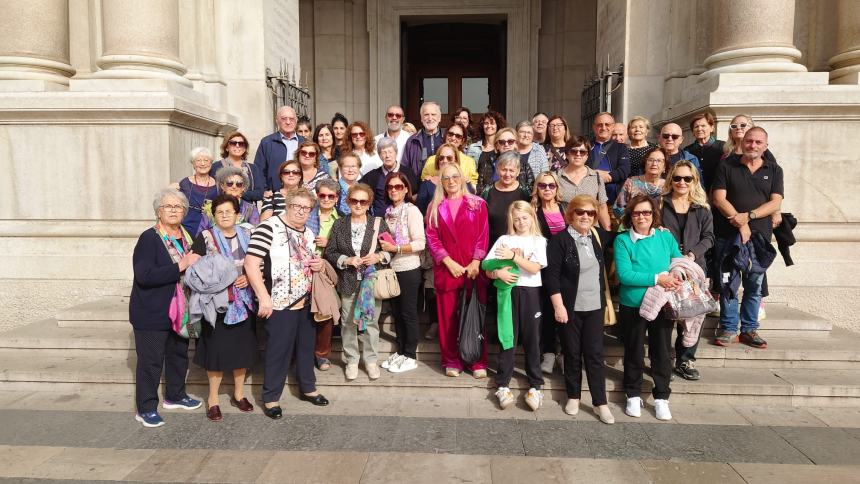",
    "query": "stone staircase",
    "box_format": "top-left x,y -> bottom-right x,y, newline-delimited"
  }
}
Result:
1,295 -> 860,407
